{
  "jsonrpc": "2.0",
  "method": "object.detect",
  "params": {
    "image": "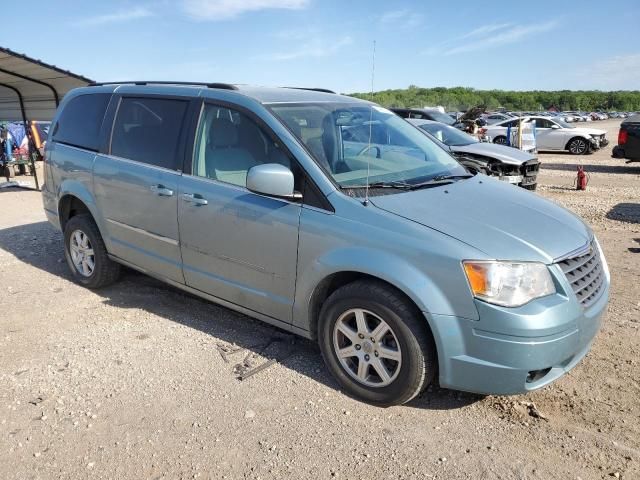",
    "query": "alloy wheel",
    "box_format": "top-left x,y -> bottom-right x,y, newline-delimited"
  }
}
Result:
332,308 -> 402,388
69,229 -> 95,277
570,139 -> 588,154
